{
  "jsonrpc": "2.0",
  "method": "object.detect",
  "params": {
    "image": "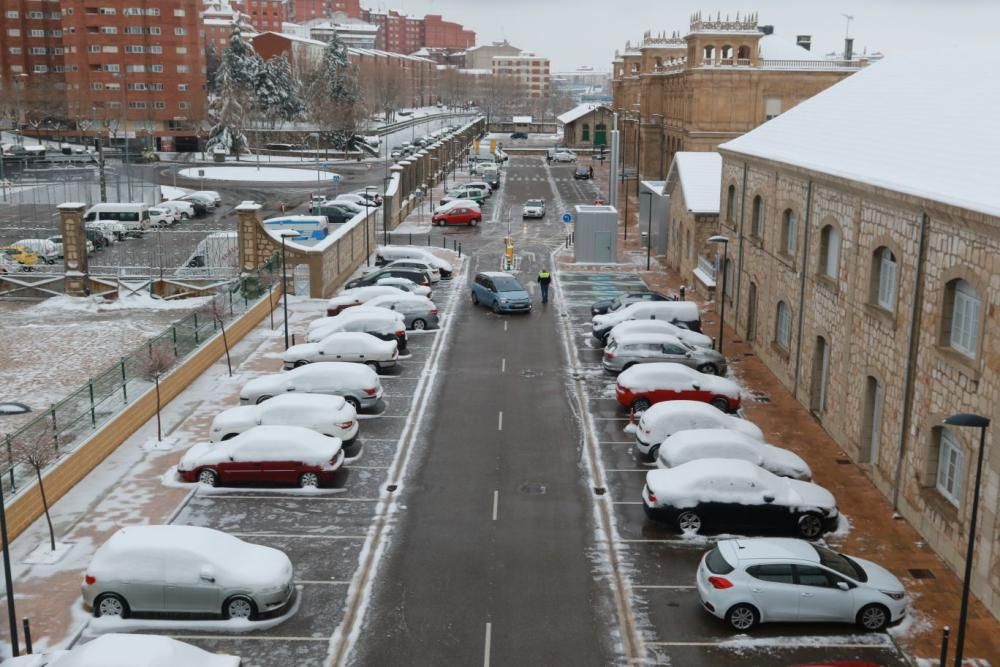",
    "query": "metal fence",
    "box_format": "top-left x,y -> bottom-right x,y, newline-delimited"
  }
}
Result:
0,270 -> 277,498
